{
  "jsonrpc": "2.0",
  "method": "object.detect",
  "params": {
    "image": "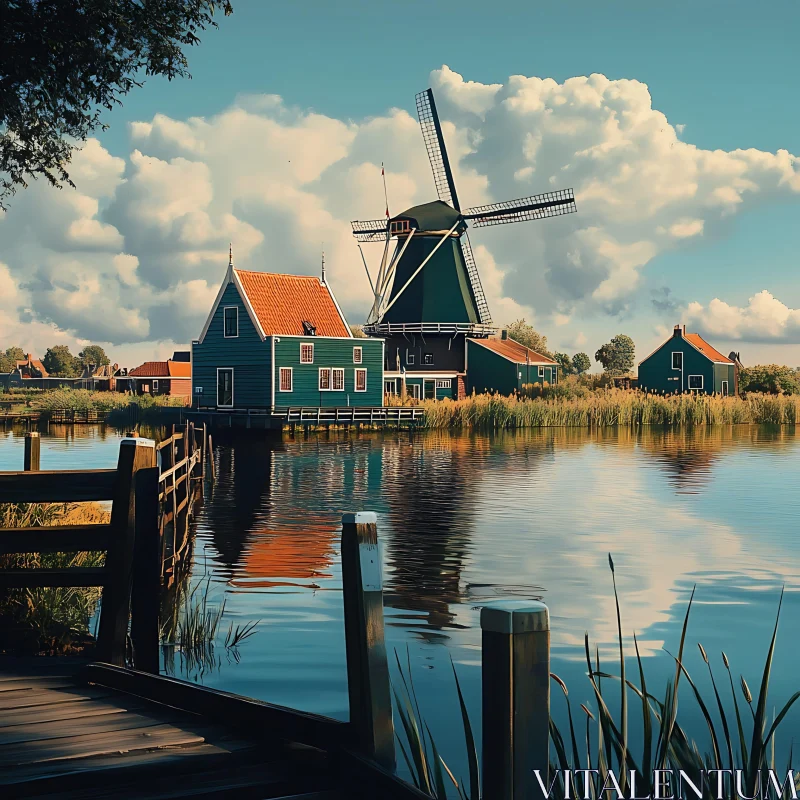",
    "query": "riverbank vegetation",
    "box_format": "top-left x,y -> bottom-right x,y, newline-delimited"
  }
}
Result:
396,559 -> 798,800
0,502 -> 108,655
421,389 -> 800,429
